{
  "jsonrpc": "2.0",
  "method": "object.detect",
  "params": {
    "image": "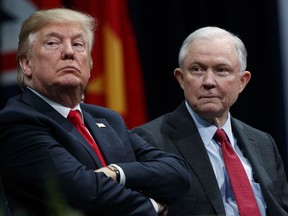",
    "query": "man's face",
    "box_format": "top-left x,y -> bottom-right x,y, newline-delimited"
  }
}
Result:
174,37 -> 251,122
21,22 -> 91,98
